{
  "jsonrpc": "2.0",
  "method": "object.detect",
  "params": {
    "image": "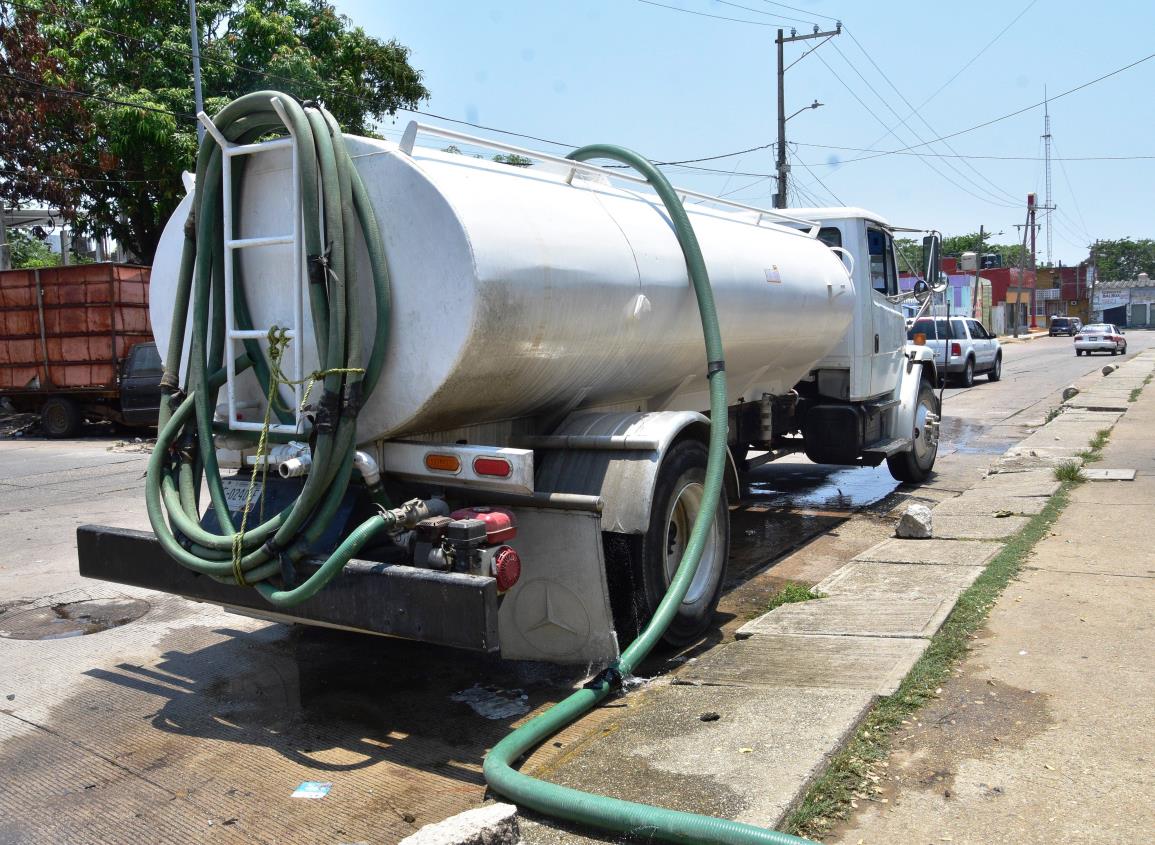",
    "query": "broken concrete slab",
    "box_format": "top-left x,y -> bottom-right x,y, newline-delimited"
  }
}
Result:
738,593 -> 954,639
854,538 -> 1003,567
1083,468 -> 1137,481
973,469 -> 1061,497
814,561 -> 984,598
930,510 -> 1030,540
677,634 -> 927,696
399,804 -> 520,845
988,454 -> 1079,474
933,492 -> 1047,516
